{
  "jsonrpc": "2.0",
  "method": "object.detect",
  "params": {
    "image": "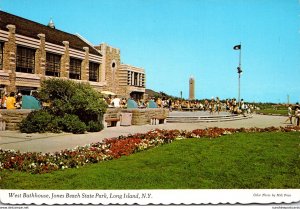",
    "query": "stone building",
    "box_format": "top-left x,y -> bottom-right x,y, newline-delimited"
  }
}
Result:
96,43 -> 145,100
0,11 -> 145,99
